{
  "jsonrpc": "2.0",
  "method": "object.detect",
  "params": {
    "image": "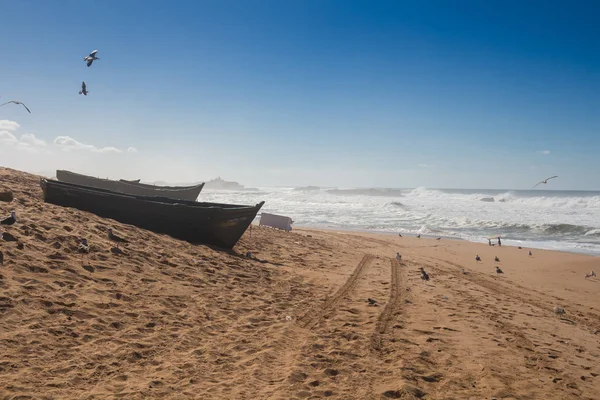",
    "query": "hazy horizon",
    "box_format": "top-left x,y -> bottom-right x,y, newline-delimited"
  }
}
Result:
8,166 -> 599,193
1,1 -> 598,190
